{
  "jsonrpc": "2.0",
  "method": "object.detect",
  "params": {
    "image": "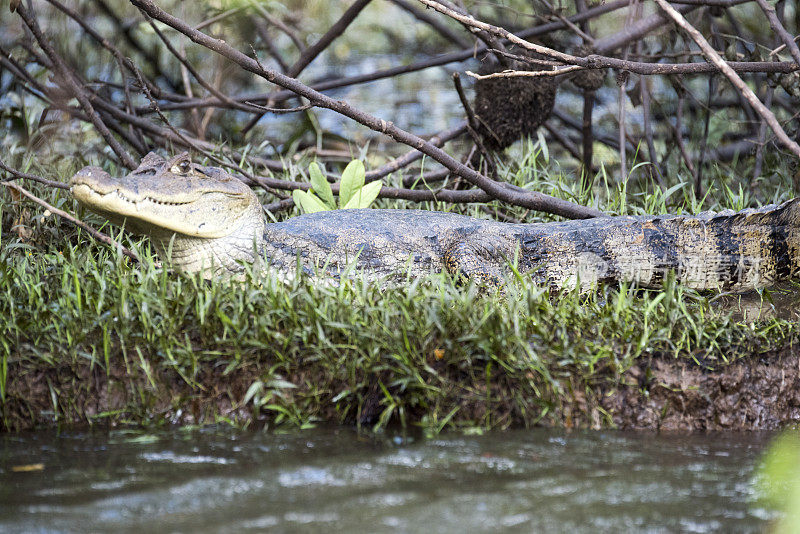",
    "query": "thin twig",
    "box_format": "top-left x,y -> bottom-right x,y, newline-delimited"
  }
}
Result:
754,0 -> 800,67
140,11 -> 267,115
366,122 -> 468,183
112,54 -> 149,154
752,86 -> 775,184
45,0 -> 167,101
243,101 -> 314,113
552,107 -> 629,152
573,0 -> 596,180
653,0 -> 800,158
146,0 -> 657,116
0,44 -> 53,104
2,181 -> 139,262
253,18 -> 290,72
194,6 -> 246,31
388,0 -> 471,48
669,85 -> 698,183
16,4 -> 137,169
638,64 -> 664,186
288,0 -> 373,77
414,0 -> 582,65
130,0 -> 604,220
593,2 -> 700,54
616,0 -> 635,184
0,158 -> 69,189
452,73 -> 495,174
135,5 -> 794,117
402,168 -> 450,188
465,66 -> 582,79
93,0 -> 180,91
543,122 -> 583,163
248,1 -> 307,53
540,0 -> 594,45
581,92 -> 595,178
242,0 -> 374,135
436,0 -> 511,67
